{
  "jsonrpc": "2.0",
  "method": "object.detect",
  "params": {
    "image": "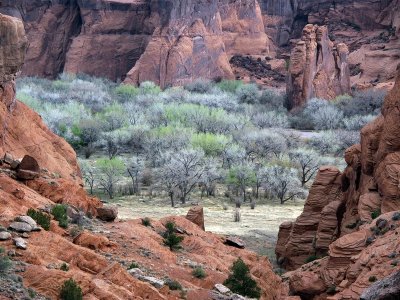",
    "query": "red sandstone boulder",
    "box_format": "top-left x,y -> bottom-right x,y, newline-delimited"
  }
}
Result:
186,206 -> 205,230
96,206 -> 118,222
